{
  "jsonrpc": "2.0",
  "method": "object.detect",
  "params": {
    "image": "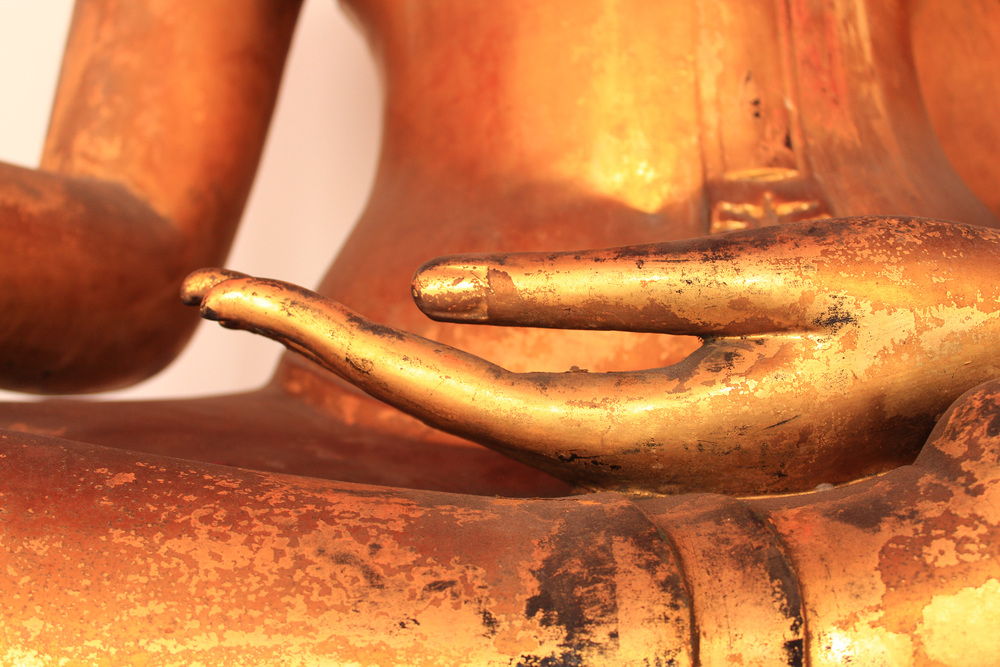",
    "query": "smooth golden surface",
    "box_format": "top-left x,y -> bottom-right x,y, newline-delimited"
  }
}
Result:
913,0 -> 1000,221
316,0 -> 996,388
